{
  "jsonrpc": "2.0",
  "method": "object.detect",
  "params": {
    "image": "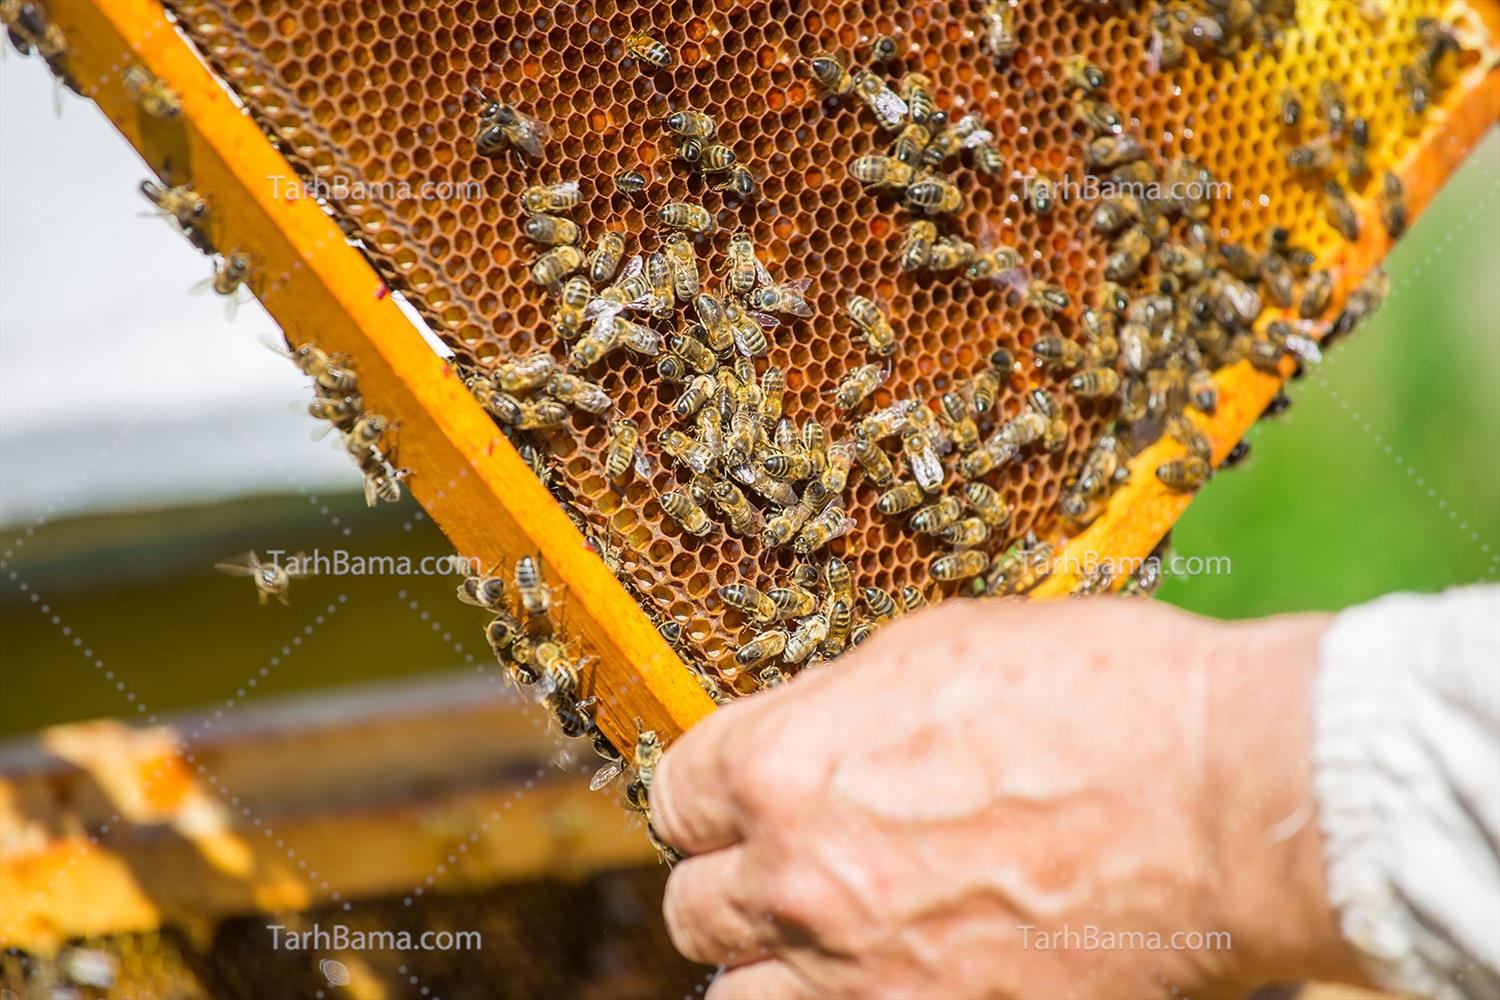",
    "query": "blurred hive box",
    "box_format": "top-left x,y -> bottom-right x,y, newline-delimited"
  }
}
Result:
14,0 -> 1500,759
